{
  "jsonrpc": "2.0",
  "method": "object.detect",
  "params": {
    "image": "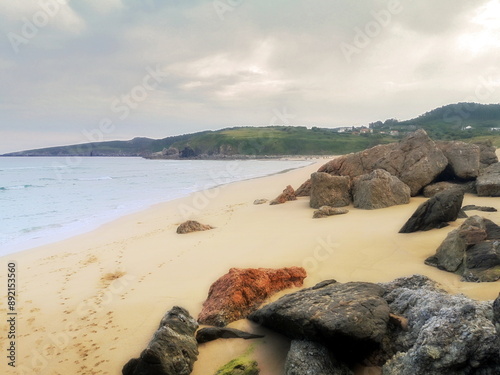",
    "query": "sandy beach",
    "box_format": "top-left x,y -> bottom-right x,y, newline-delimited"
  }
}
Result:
2,157 -> 500,375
